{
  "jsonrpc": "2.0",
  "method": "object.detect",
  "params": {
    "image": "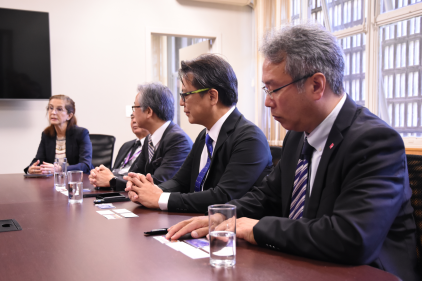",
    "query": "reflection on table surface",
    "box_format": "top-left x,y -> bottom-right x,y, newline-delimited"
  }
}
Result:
0,174 -> 400,281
